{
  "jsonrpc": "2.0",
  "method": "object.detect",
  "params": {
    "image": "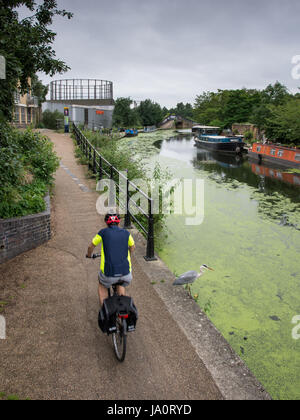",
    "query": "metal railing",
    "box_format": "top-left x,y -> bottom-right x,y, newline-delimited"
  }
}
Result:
27,95 -> 39,107
72,123 -> 157,261
50,79 -> 113,102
